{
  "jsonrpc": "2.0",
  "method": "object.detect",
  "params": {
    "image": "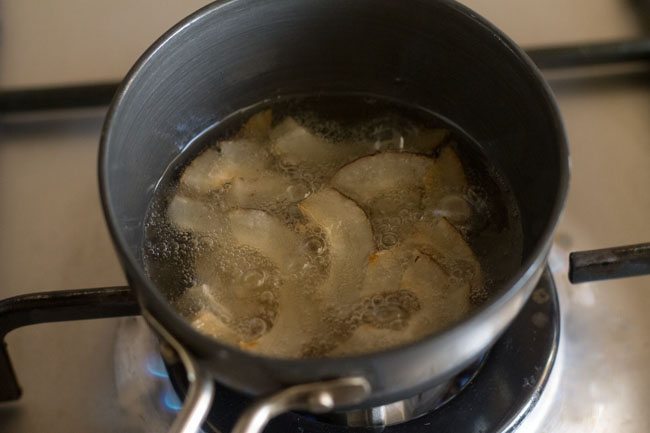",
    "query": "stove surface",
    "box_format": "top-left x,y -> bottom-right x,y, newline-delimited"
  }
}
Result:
1,1 -> 649,432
